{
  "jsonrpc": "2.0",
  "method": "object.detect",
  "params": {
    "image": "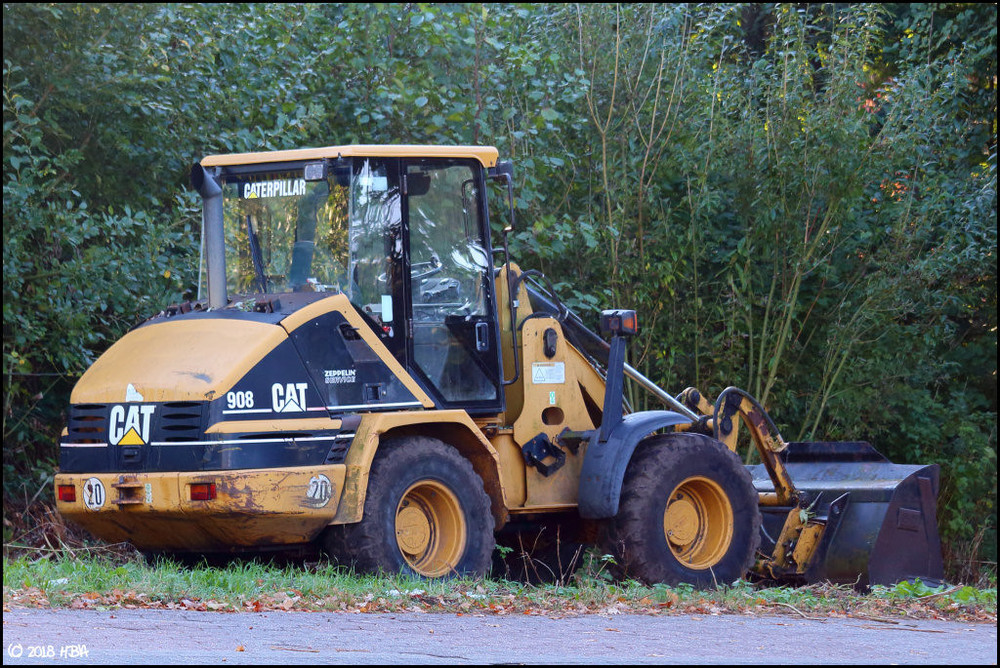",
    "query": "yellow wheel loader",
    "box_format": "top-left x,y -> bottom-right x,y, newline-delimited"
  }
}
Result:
54,145 -> 943,587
